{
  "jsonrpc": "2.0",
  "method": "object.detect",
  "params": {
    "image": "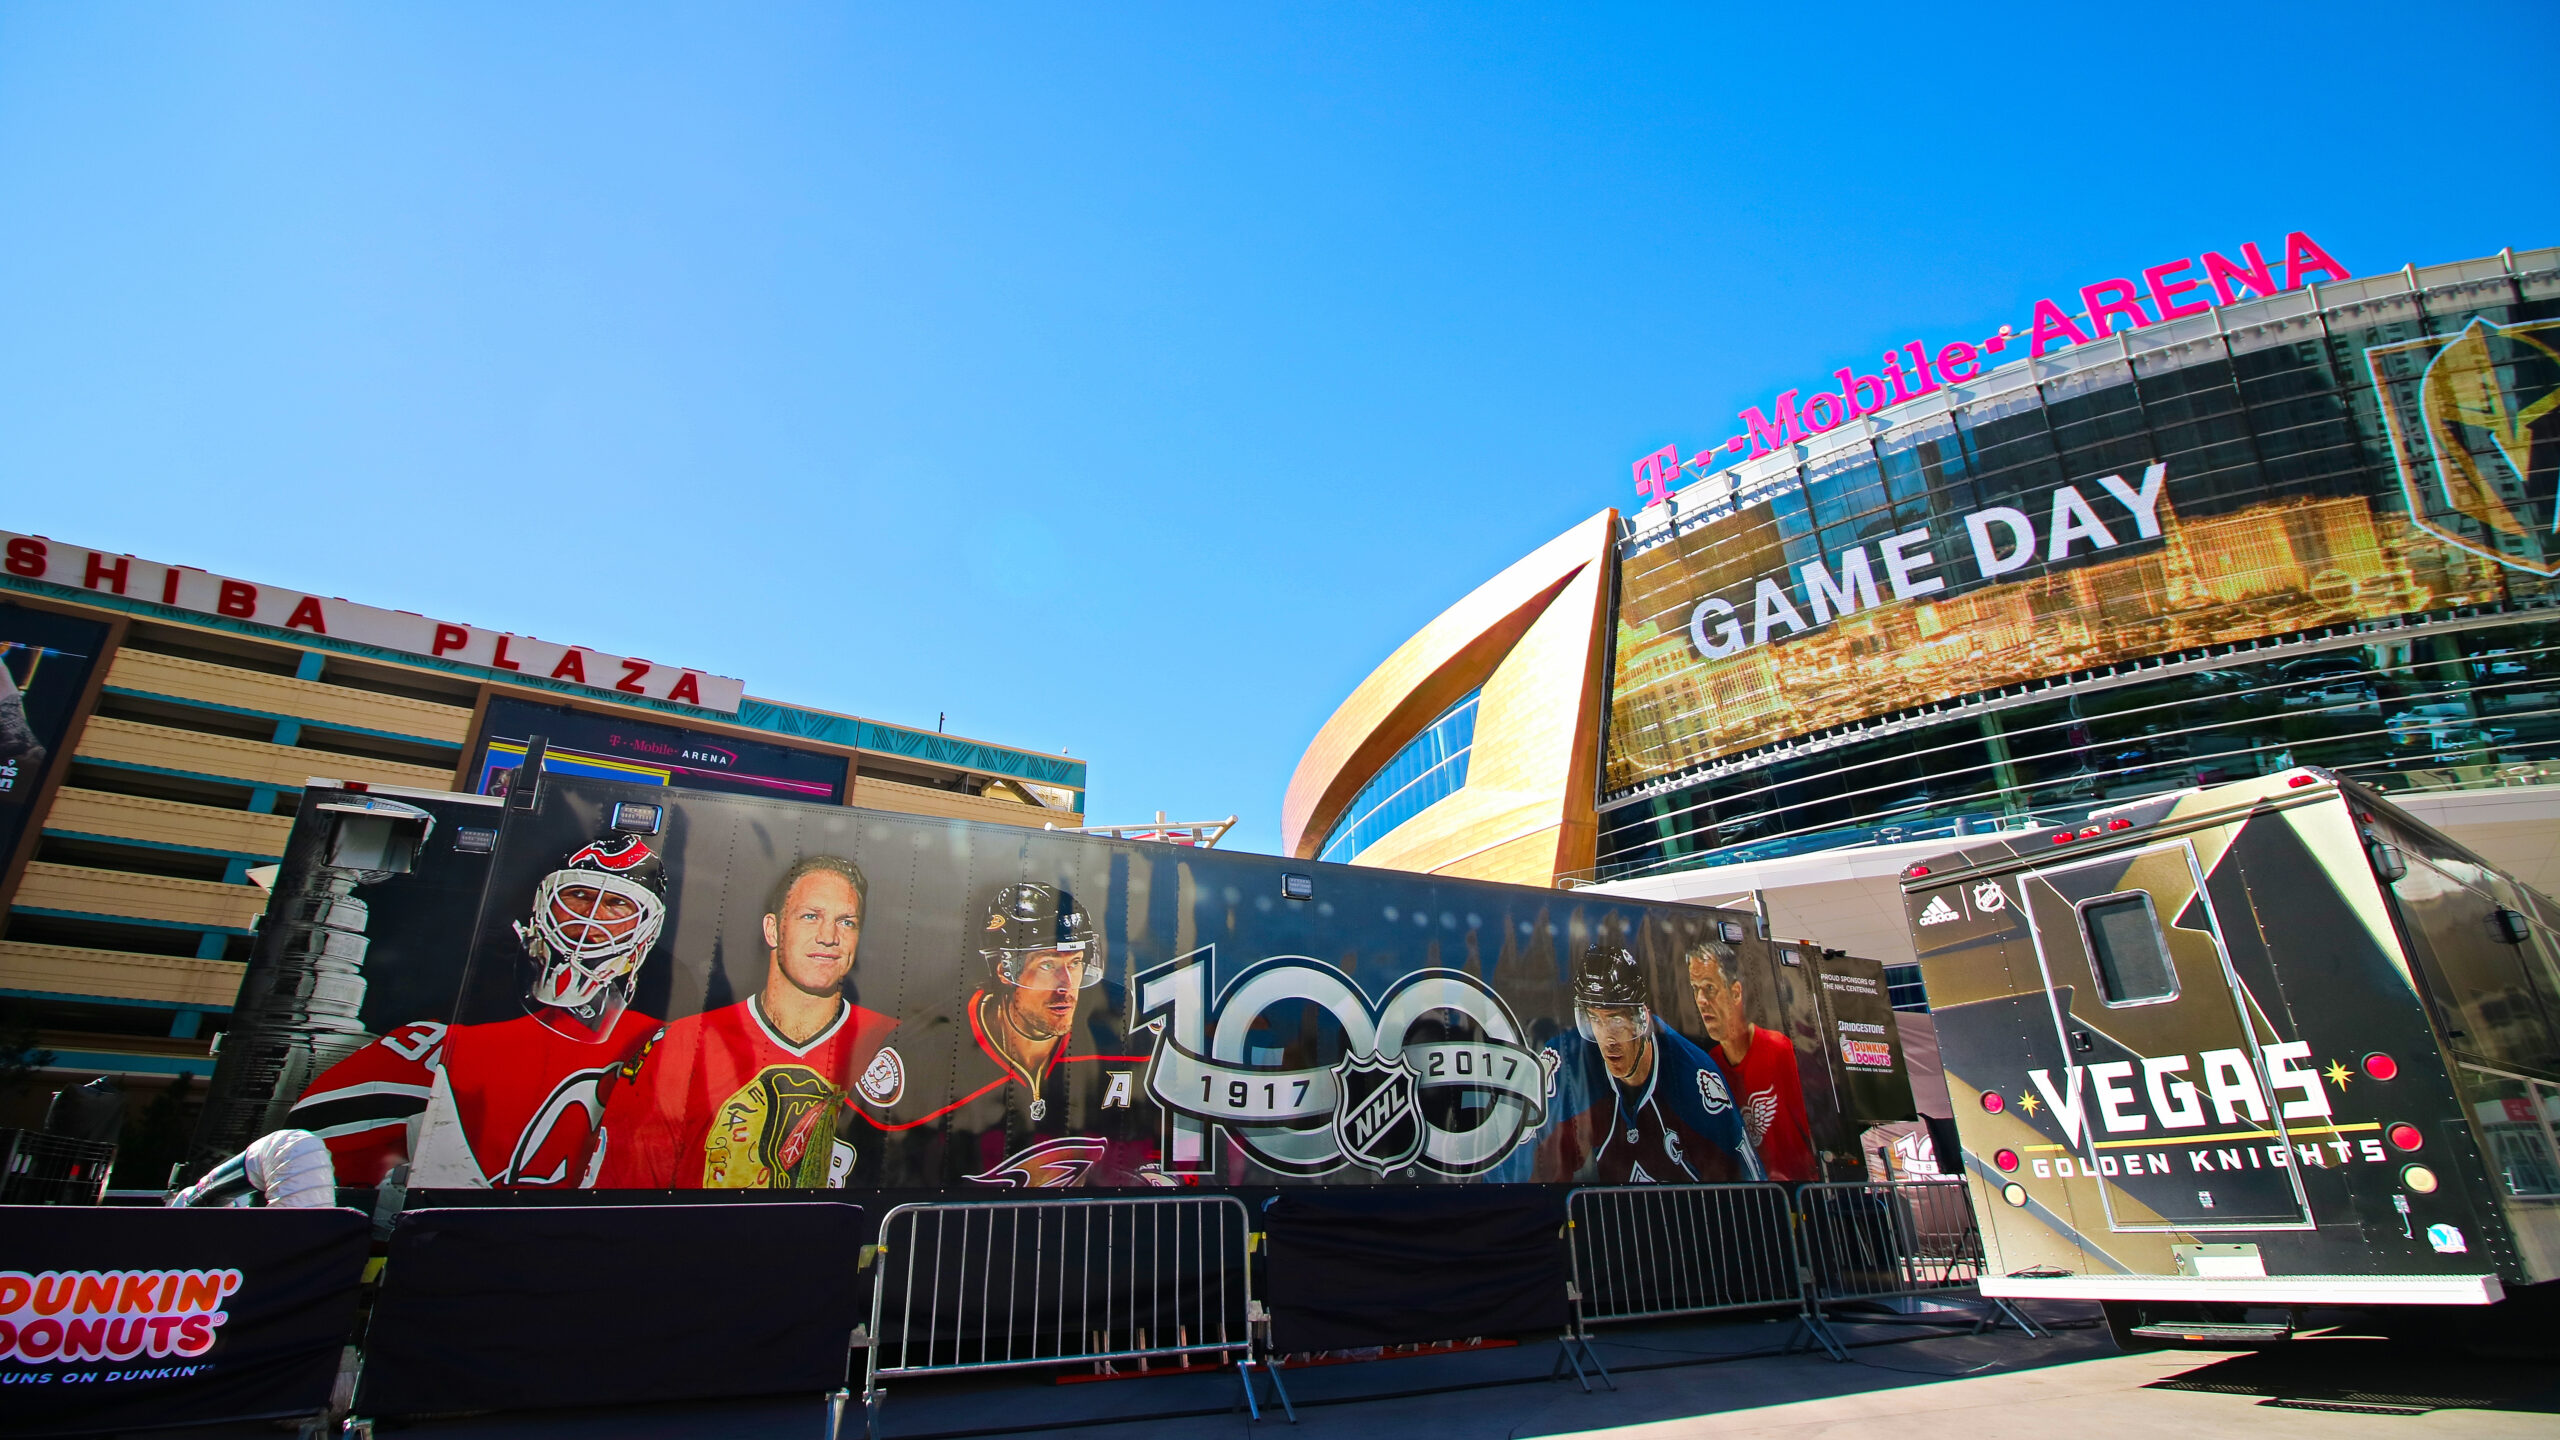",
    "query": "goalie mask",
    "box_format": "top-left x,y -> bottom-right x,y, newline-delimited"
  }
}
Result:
517,834 -> 669,1038
979,883 -> 1102,990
